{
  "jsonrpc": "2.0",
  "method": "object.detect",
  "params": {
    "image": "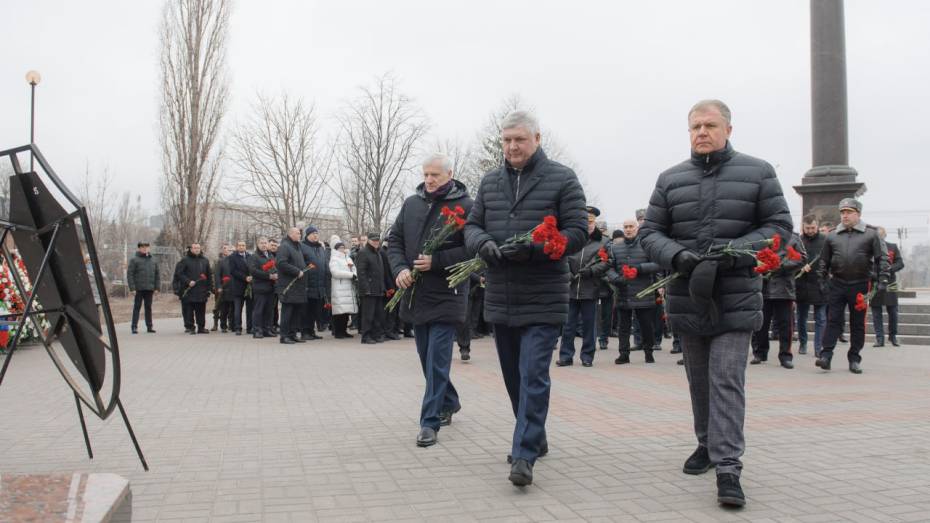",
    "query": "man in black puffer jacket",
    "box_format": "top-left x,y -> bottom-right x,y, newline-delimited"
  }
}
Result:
795,215 -> 828,356
557,206 -> 609,367
751,232 -> 806,368
248,237 -> 278,339
176,243 -> 215,334
465,111 -> 587,487
299,226 -> 329,340
275,228 -> 308,344
607,219 -> 662,365
356,233 -> 387,344
640,100 -> 792,508
388,153 -> 474,448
